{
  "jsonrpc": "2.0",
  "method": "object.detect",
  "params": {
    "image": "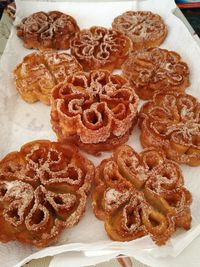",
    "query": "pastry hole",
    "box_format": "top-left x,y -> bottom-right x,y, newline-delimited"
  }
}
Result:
31,210 -> 45,225
161,172 -> 172,180
26,169 -> 37,178
125,160 -> 132,168
114,91 -> 130,101
110,75 -> 125,86
168,198 -> 178,208
99,52 -> 109,59
87,111 -> 99,124
99,77 -> 107,86
60,85 -> 72,96
72,77 -> 86,88
192,135 -> 200,146
149,215 -> 160,227
144,154 -> 162,170
29,149 -> 45,163
123,23 -> 131,30
154,123 -> 167,135
0,186 -> 7,197
165,194 -> 179,208
4,165 -> 14,173
126,208 -> 136,228
50,151 -> 59,161
54,196 -> 64,205
7,208 -> 20,221
43,171 -> 50,180
67,167 -> 79,181
110,176 -> 119,183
